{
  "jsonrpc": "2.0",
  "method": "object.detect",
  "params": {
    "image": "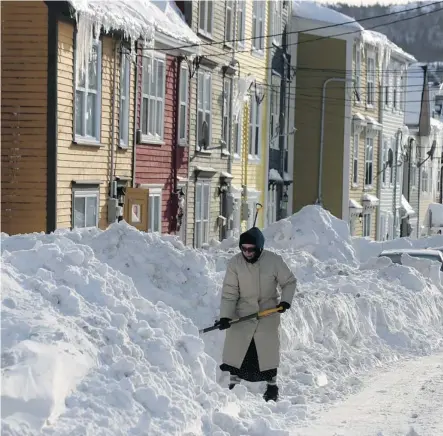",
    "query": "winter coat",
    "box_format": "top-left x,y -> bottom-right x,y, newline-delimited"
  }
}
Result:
219,250 -> 298,371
